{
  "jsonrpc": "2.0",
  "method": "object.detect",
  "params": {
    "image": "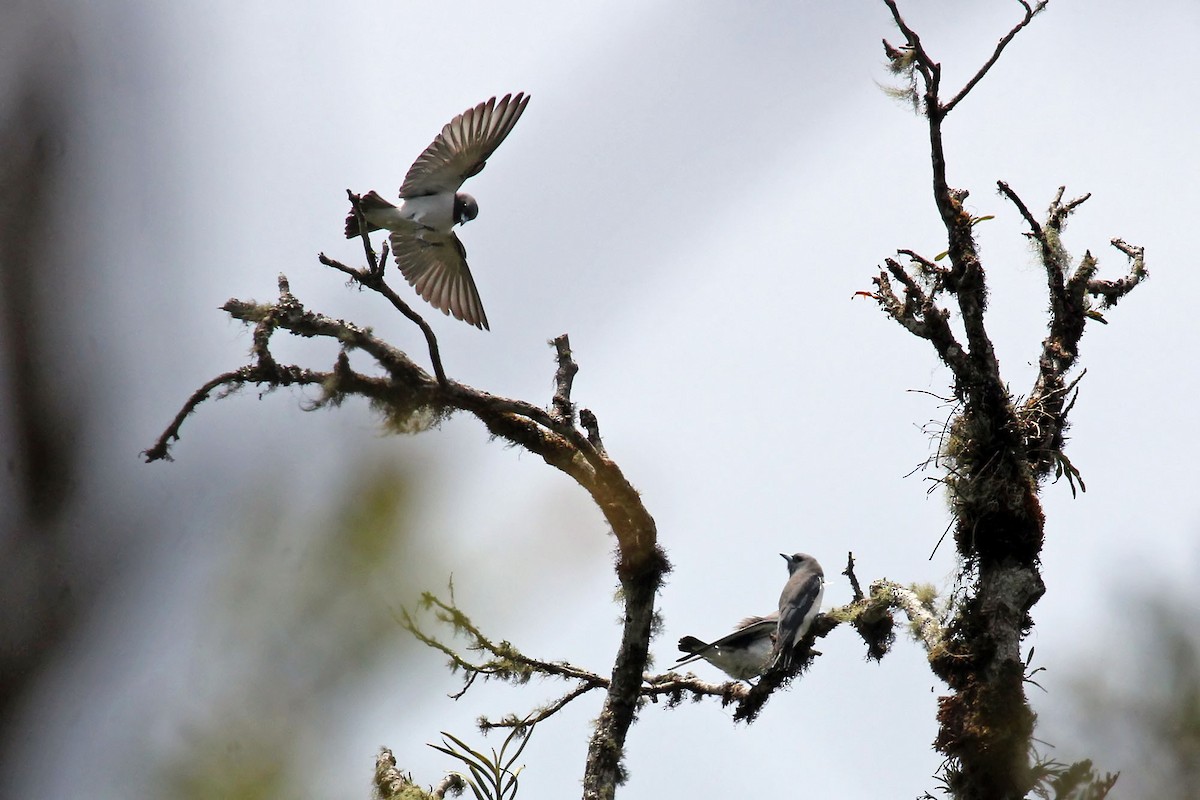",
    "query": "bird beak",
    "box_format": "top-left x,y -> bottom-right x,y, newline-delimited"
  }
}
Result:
779,553 -> 788,561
